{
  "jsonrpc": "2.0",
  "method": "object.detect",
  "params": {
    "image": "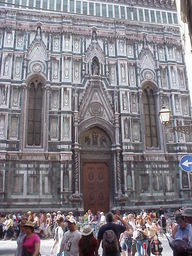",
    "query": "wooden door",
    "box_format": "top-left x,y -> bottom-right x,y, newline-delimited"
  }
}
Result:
83,163 -> 109,214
